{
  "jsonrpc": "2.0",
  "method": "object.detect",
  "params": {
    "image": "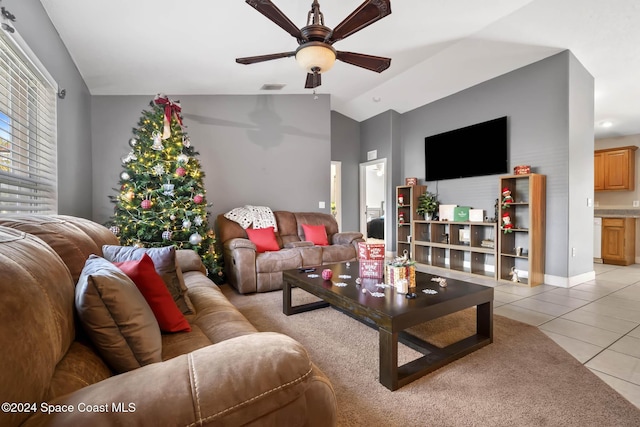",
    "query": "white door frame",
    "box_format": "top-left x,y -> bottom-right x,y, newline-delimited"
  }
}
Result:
331,161 -> 342,230
359,158 -> 387,241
